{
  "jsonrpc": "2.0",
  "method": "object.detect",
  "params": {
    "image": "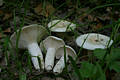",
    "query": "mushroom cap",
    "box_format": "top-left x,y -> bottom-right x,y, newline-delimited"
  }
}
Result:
48,20 -> 76,32
55,45 -> 76,60
10,24 -> 48,49
40,36 -> 65,51
76,33 -> 113,50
